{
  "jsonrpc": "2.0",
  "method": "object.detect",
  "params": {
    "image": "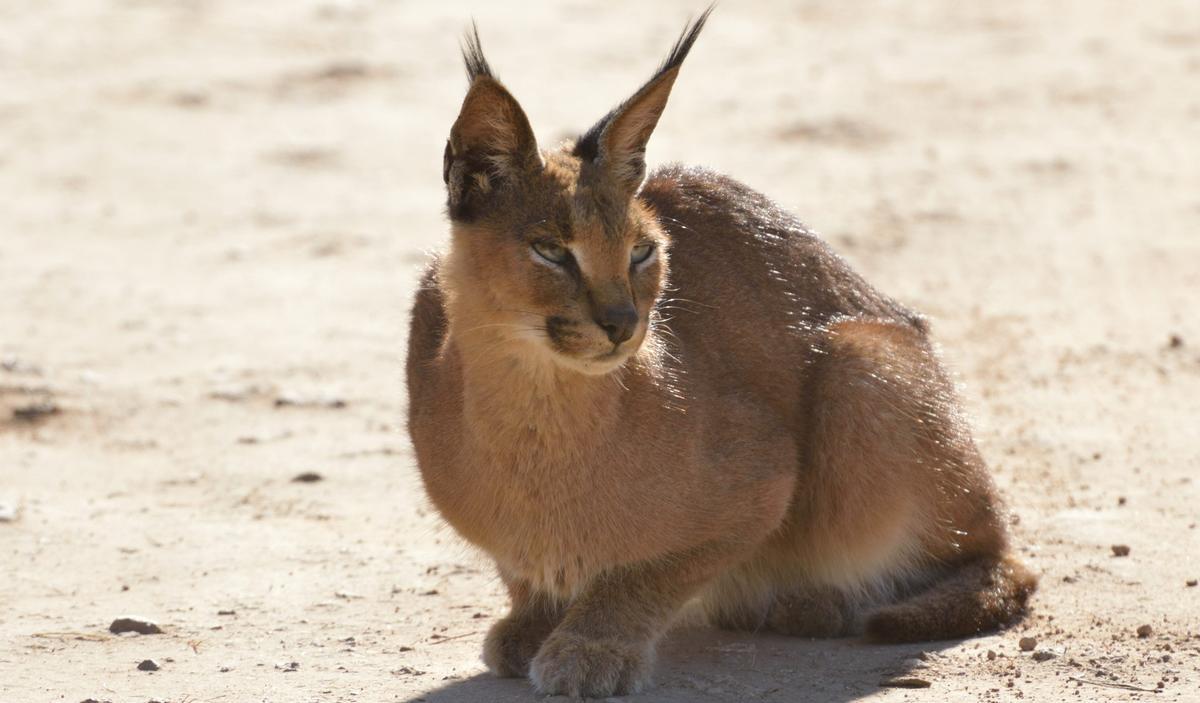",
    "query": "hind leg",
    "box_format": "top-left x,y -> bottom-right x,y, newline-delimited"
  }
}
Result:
715,318 -> 1023,641
707,318 -> 1030,643
801,318 -> 1010,567
795,318 -> 1029,640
